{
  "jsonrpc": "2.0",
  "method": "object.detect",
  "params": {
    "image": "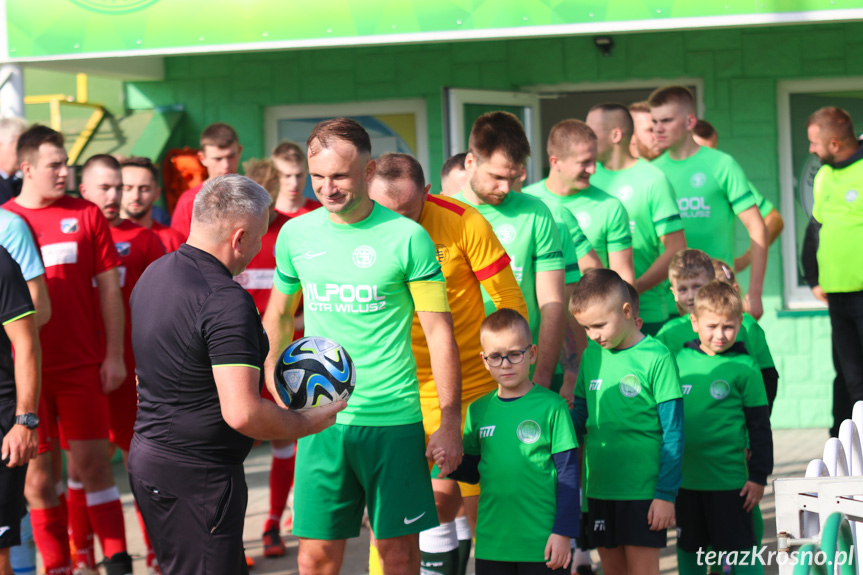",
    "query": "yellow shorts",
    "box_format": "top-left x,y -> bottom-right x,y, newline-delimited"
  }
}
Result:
420,383 -> 494,498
